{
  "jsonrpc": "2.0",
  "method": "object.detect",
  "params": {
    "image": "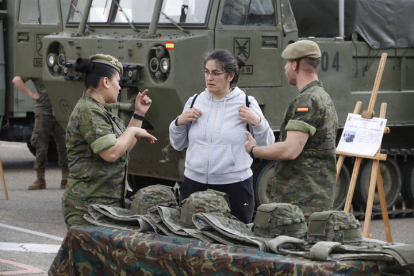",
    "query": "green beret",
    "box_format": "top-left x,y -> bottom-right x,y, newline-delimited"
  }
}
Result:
281,40 -> 321,60
89,54 -> 123,74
